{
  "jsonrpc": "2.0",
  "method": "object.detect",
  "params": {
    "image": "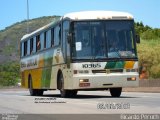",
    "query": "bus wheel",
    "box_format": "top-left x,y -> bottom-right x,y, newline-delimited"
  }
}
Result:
59,73 -> 77,98
36,90 -> 44,96
68,90 -> 78,97
29,78 -> 36,96
29,77 -> 44,96
109,88 -> 122,97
